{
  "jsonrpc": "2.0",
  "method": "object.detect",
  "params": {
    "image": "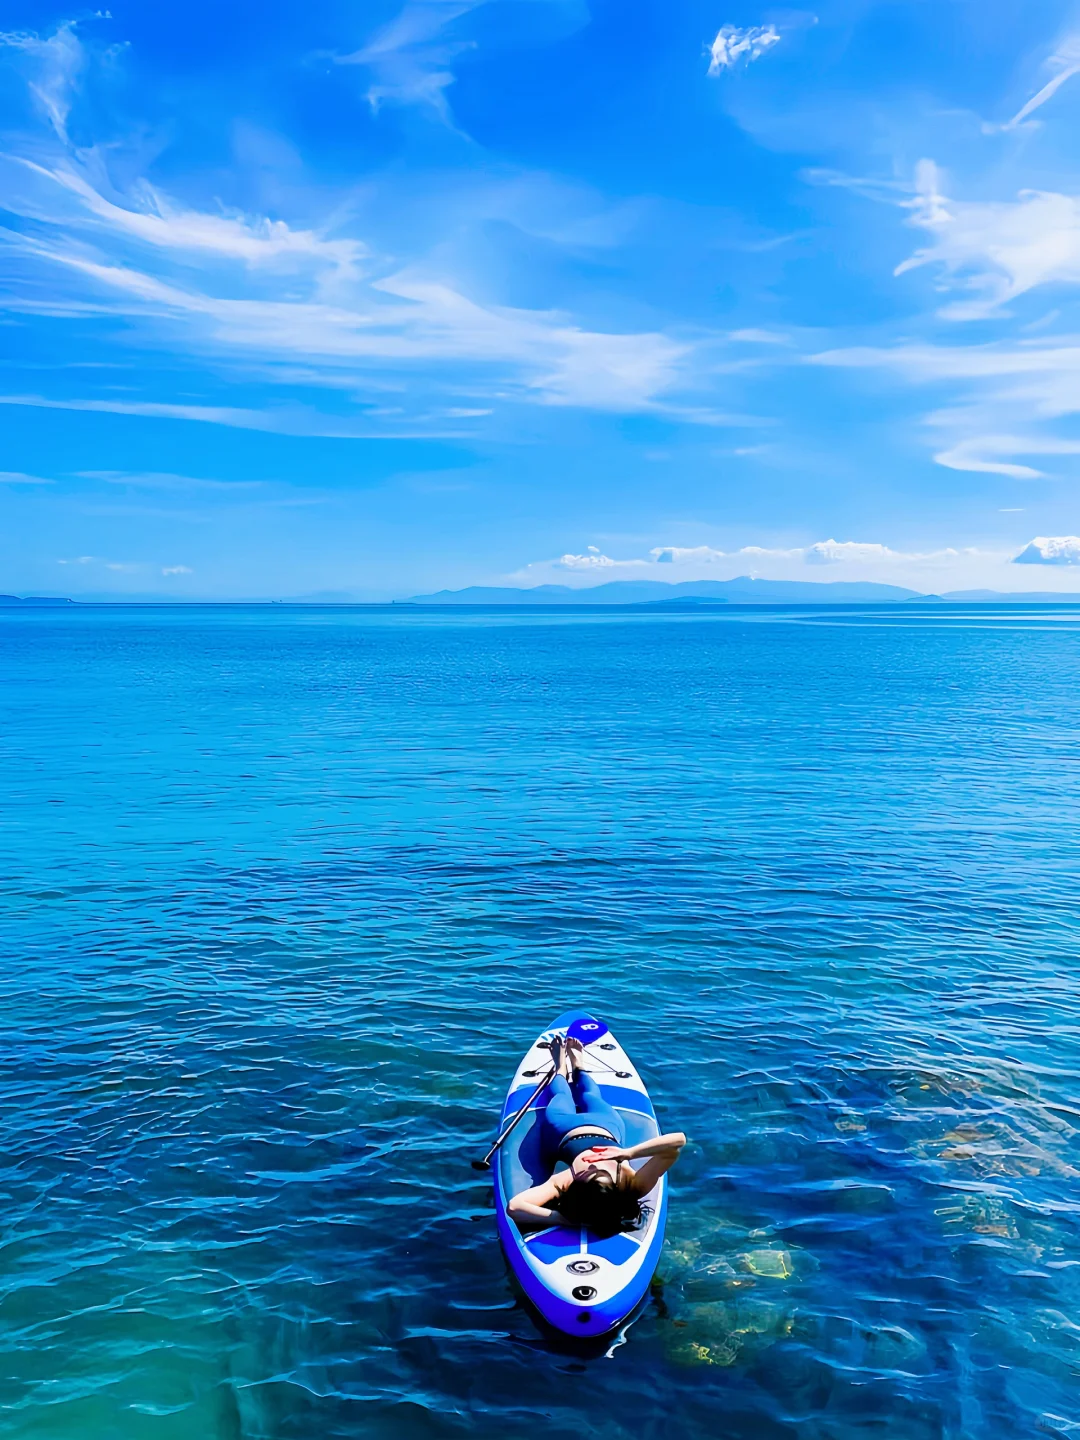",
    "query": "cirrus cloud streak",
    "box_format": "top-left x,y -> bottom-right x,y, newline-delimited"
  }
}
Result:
0,25 -> 702,429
